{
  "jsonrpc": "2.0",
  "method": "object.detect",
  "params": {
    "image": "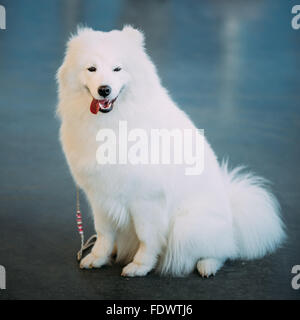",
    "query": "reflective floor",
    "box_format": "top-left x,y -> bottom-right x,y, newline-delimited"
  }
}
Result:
0,0 -> 299,299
